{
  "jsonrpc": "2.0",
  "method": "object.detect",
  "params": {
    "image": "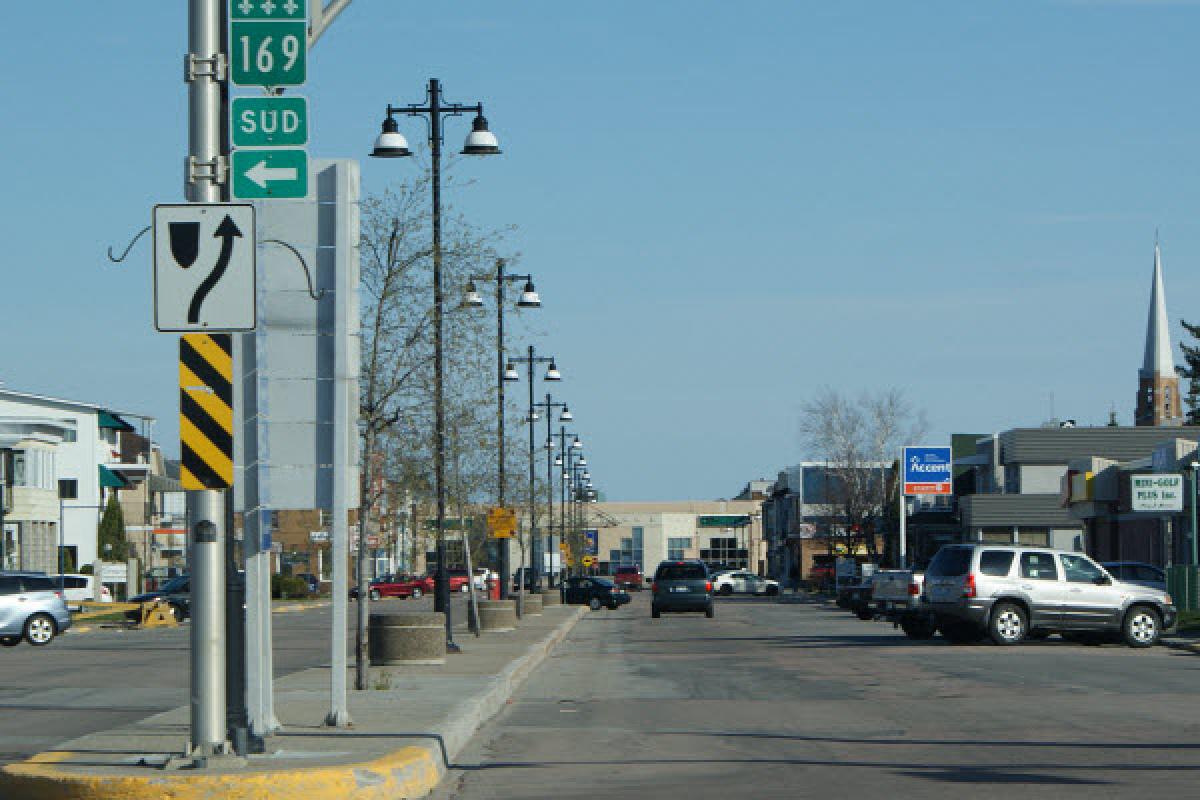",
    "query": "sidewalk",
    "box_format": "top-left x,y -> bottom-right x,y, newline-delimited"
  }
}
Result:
0,603 -> 585,799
